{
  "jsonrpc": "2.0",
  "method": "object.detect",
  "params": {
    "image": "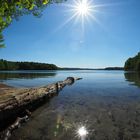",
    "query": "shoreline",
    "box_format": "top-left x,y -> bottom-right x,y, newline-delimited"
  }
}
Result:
0,77 -> 81,140
0,83 -> 12,88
